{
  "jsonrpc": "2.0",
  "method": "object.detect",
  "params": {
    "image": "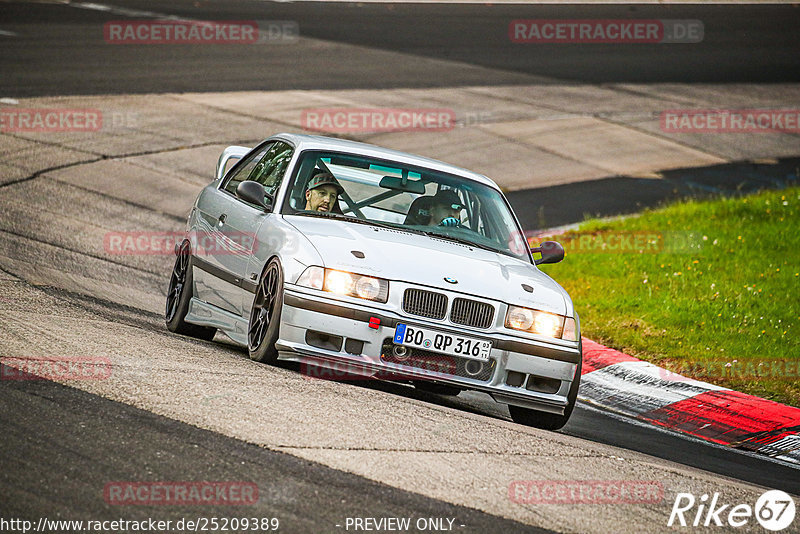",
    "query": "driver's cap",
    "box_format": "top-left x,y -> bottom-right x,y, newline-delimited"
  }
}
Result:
433,189 -> 464,210
307,172 -> 344,194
